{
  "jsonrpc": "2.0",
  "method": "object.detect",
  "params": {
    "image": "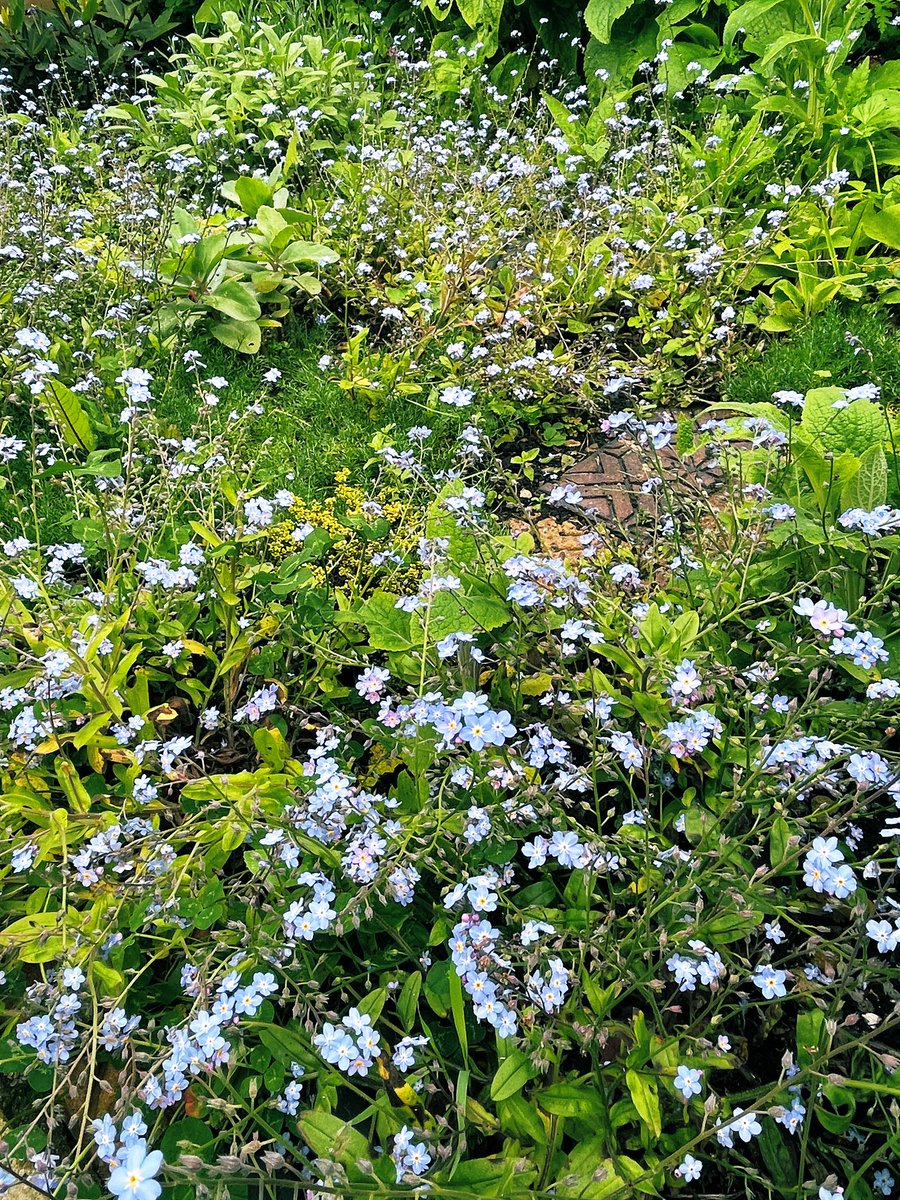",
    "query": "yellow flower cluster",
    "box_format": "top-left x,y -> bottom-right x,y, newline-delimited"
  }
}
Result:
266,470 -> 424,594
